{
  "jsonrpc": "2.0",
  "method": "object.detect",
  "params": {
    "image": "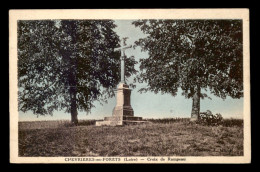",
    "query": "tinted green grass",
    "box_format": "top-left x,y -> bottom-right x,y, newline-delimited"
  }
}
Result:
18,119 -> 243,157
